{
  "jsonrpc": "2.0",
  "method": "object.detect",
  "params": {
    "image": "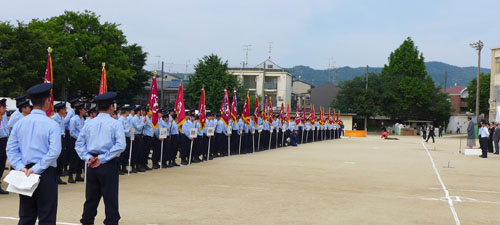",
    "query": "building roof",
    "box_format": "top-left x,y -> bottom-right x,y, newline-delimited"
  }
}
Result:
442,86 -> 466,95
